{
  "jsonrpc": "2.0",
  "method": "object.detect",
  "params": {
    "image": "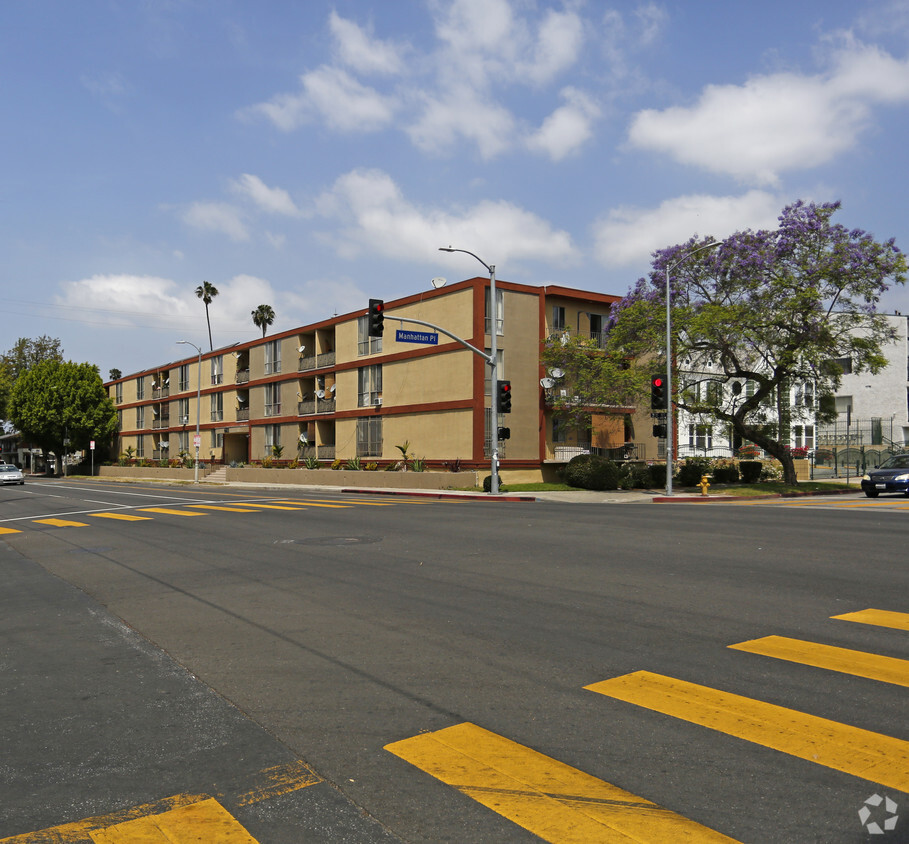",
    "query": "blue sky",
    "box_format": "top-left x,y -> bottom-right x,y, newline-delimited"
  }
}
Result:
4,0 -> 909,378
